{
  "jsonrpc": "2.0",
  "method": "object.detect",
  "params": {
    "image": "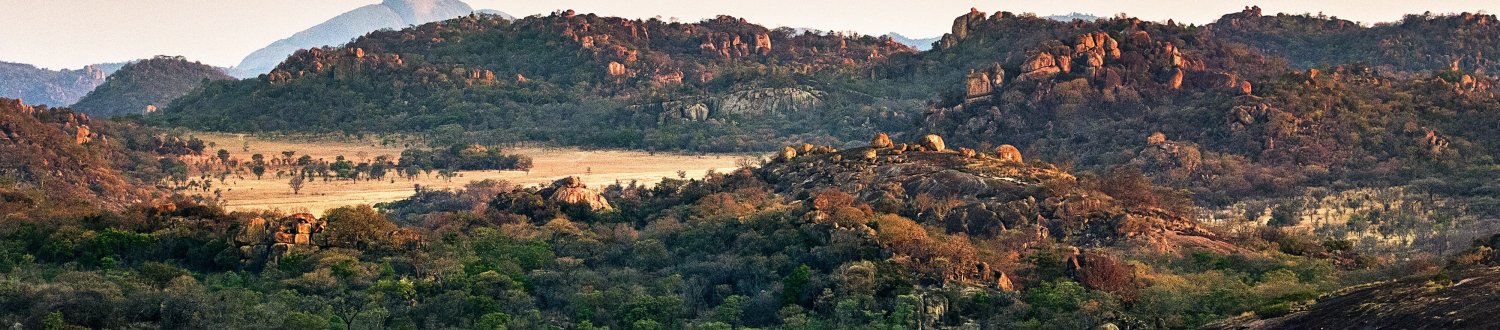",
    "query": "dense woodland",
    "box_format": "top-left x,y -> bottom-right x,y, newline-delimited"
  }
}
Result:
4,5 -> 1500,329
